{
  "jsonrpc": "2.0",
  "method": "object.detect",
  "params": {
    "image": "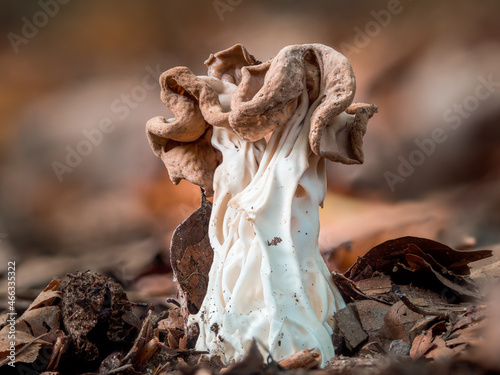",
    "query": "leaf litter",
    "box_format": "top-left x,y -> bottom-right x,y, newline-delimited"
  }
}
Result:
1,201 -> 498,374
